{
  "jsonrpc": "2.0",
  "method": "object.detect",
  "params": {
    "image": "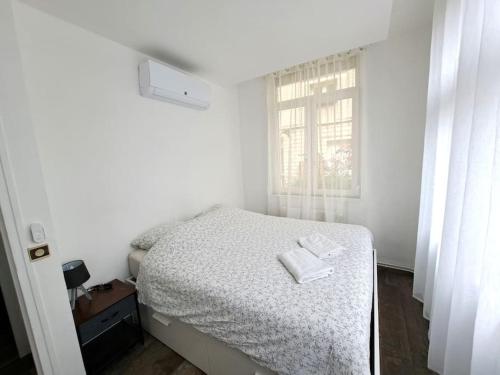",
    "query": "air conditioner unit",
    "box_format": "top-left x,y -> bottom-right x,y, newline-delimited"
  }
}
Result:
139,60 -> 211,110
